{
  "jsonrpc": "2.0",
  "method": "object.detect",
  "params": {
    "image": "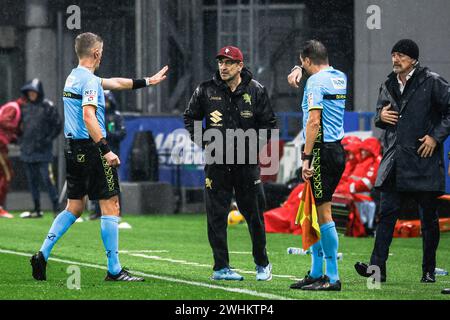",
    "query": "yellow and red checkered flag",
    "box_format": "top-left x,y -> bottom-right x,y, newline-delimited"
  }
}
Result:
295,181 -> 321,250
